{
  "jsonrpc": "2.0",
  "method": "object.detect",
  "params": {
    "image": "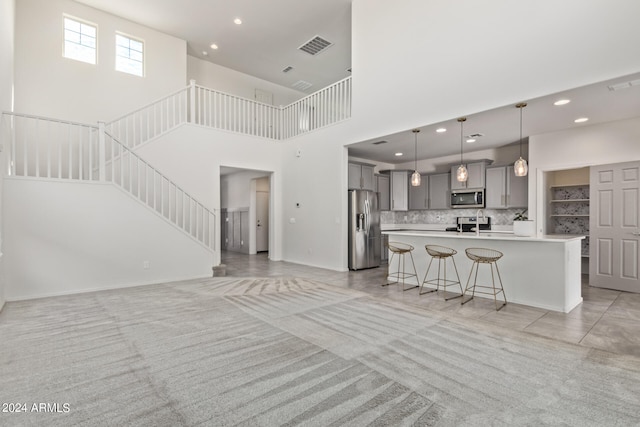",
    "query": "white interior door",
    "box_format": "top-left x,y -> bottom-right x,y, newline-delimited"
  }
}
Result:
590,161 -> 640,292
256,191 -> 269,252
